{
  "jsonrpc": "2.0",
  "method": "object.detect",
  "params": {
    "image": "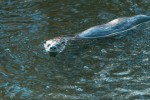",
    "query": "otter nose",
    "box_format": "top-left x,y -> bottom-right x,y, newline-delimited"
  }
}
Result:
50,46 -> 57,50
